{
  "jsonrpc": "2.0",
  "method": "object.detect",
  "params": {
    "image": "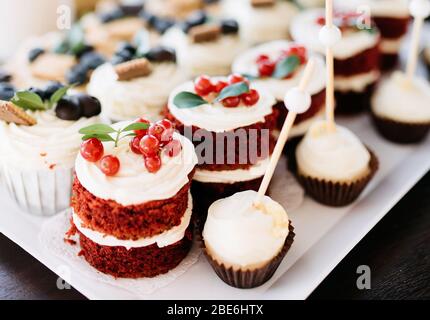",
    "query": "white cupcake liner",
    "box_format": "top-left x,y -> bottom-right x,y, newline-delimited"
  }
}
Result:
2,164 -> 74,216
